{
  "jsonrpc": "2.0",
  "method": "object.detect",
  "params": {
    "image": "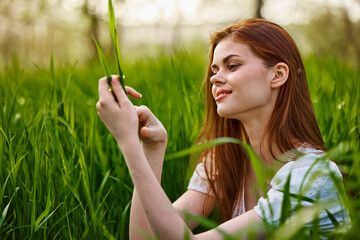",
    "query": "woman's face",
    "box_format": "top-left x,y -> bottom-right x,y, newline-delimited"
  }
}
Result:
210,37 -> 277,122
